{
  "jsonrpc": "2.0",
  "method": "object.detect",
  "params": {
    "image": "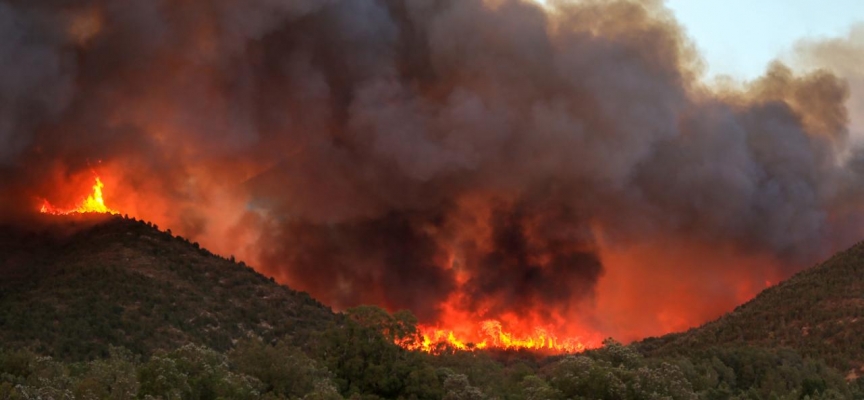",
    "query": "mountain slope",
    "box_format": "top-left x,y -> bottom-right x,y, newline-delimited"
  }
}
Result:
637,242 -> 864,373
0,214 -> 337,361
